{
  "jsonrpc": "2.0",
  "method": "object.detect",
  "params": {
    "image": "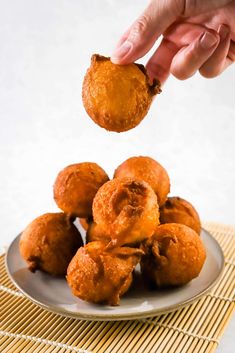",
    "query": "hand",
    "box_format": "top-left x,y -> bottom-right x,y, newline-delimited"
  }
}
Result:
111,0 -> 235,83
